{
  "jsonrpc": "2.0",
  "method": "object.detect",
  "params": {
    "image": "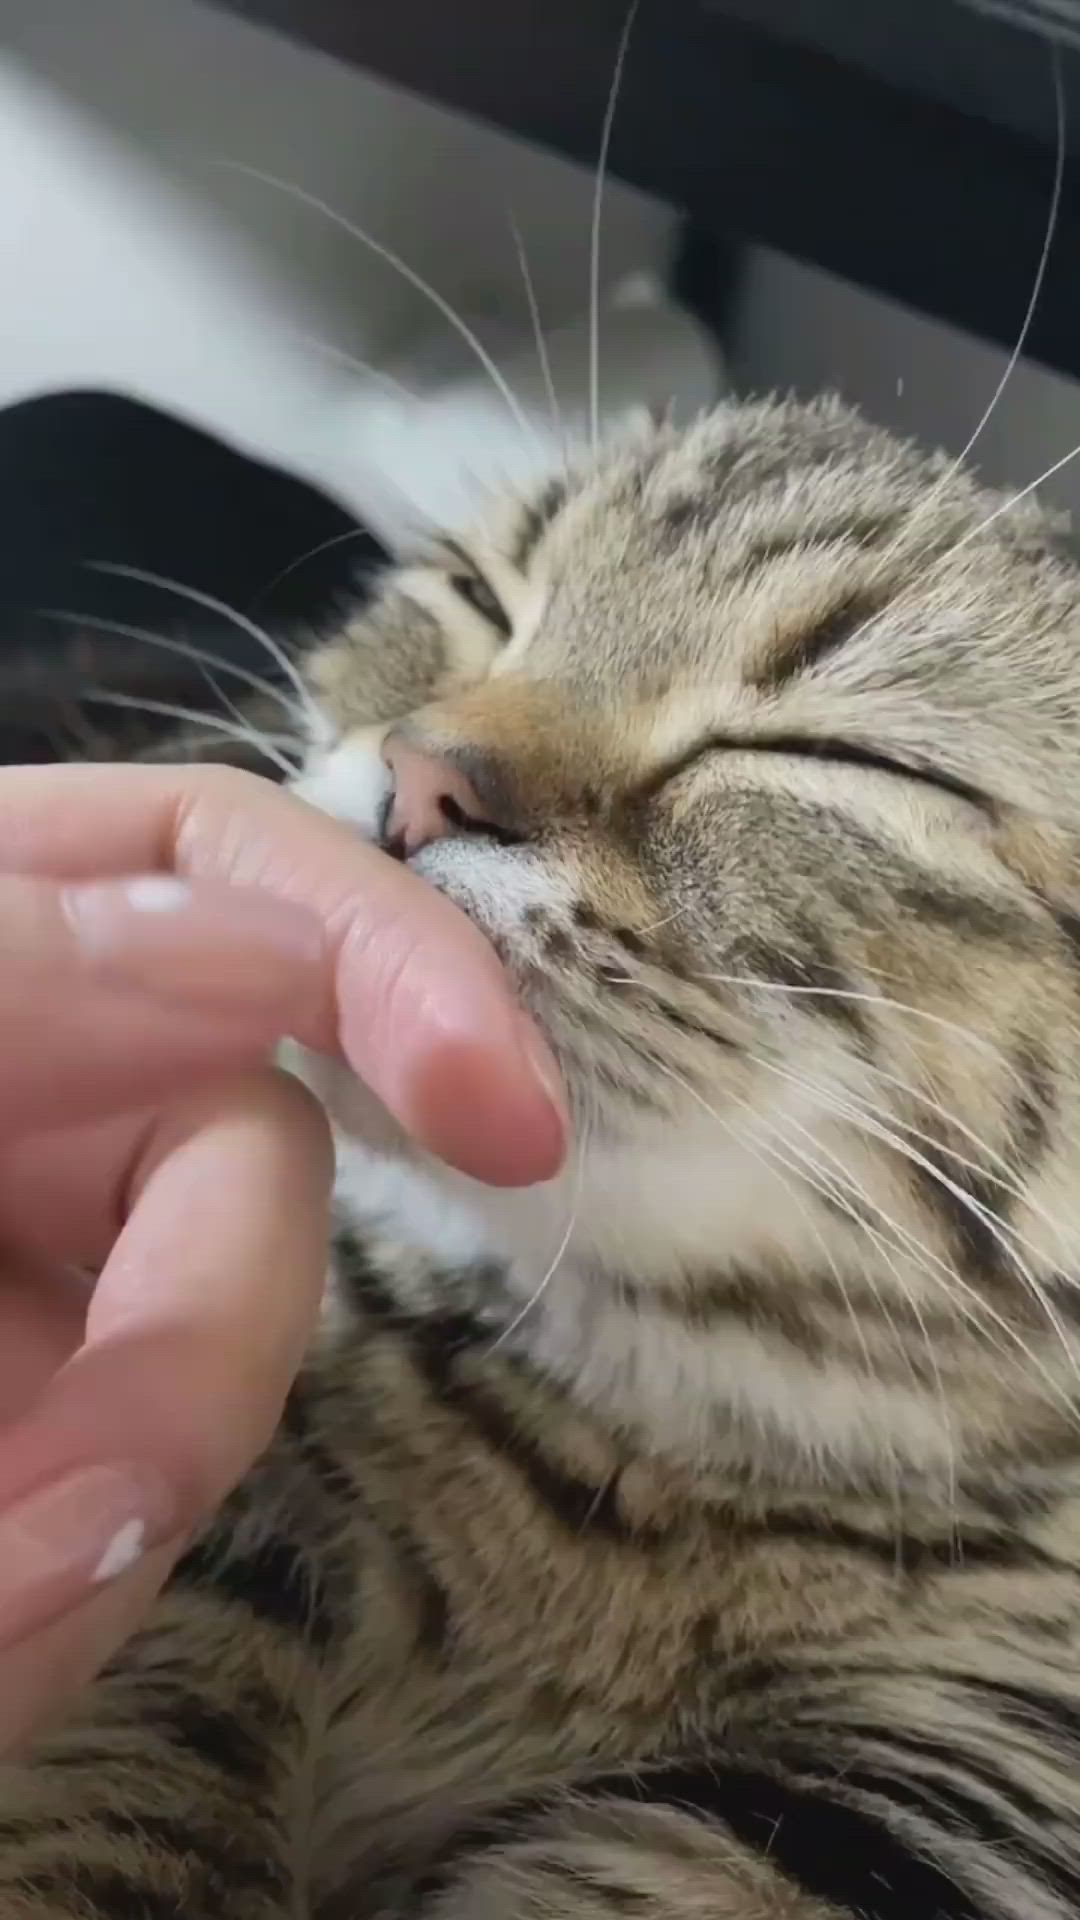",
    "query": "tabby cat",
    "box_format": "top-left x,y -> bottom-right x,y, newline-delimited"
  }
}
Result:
7,395 -> 1080,1919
